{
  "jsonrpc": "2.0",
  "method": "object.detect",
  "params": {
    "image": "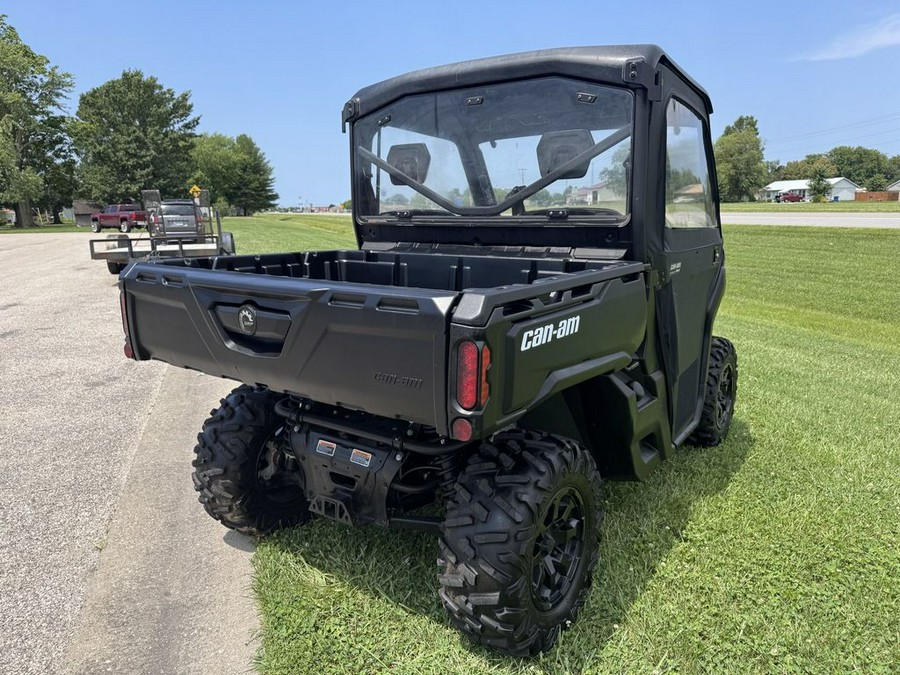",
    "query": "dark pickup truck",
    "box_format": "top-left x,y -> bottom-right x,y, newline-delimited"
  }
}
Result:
117,45 -> 737,656
90,203 -> 147,233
